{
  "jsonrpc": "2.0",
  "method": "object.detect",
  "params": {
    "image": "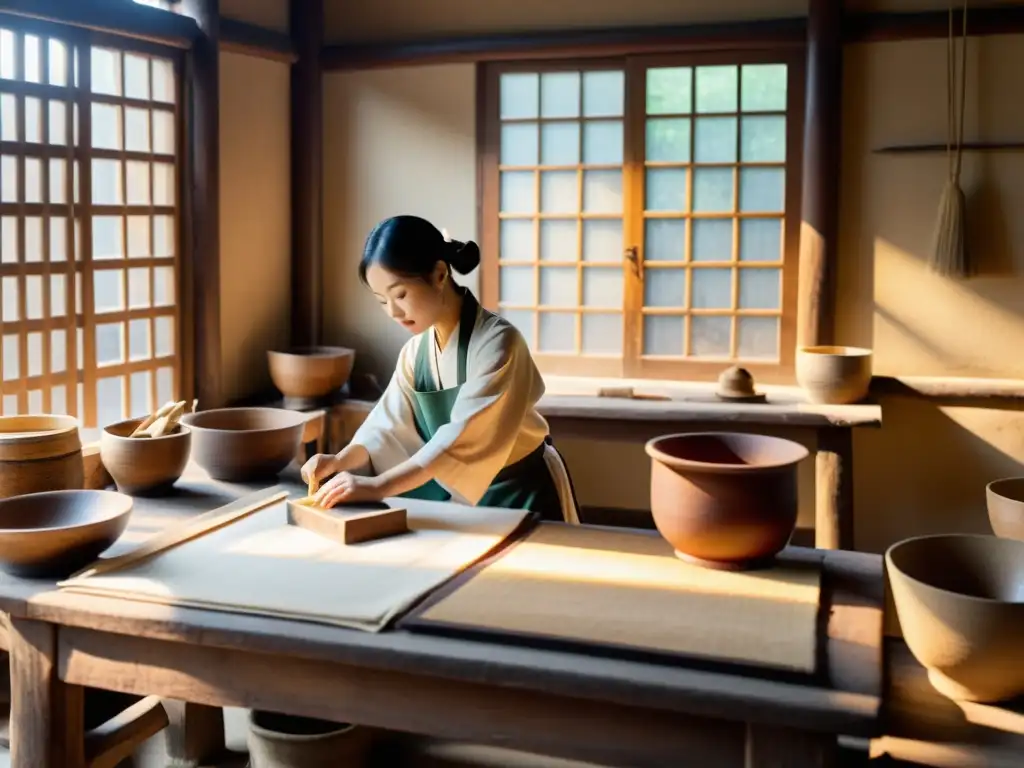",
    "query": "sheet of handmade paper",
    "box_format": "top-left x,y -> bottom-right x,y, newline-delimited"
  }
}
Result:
60,497 -> 529,632
416,523 -> 823,672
